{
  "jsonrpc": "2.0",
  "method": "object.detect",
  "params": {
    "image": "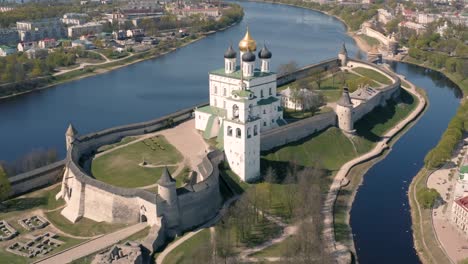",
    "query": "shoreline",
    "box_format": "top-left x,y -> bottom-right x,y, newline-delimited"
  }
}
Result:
0,21 -> 240,101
